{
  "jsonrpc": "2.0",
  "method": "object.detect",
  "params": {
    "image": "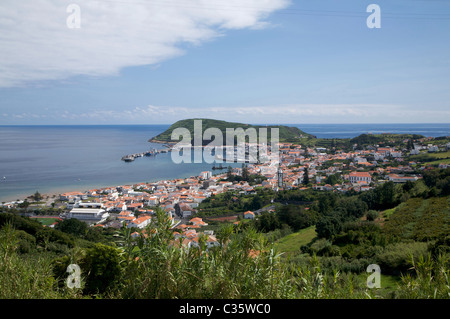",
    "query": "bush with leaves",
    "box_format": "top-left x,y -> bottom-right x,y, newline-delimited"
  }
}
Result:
0,223 -> 71,298
375,241 -> 429,275
52,242 -> 123,296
